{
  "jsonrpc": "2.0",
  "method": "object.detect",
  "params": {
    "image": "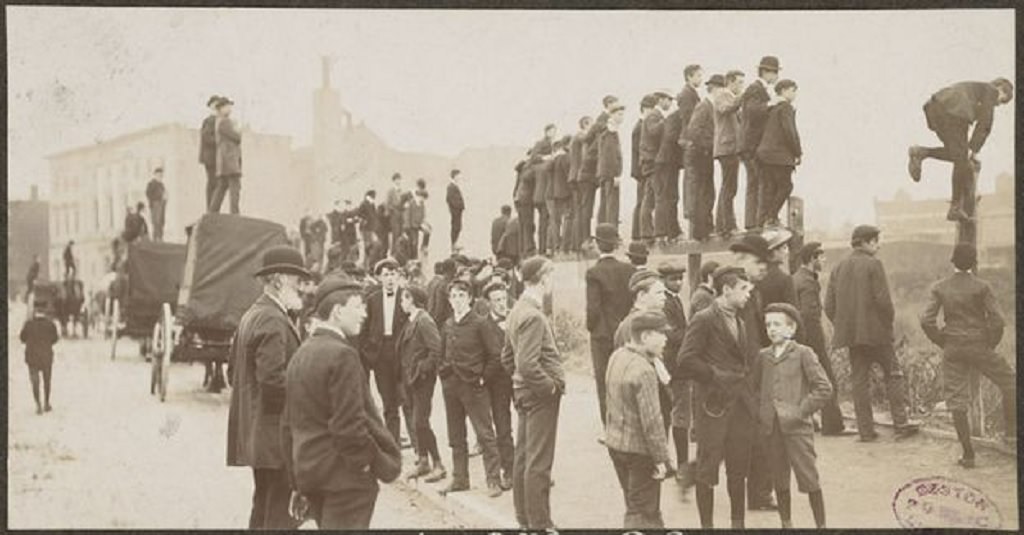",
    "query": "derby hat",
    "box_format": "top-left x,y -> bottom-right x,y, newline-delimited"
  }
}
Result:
253,245 -> 311,278
593,223 -> 621,246
758,56 -> 781,71
729,234 -> 772,262
706,74 -> 727,88
626,241 -> 650,260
